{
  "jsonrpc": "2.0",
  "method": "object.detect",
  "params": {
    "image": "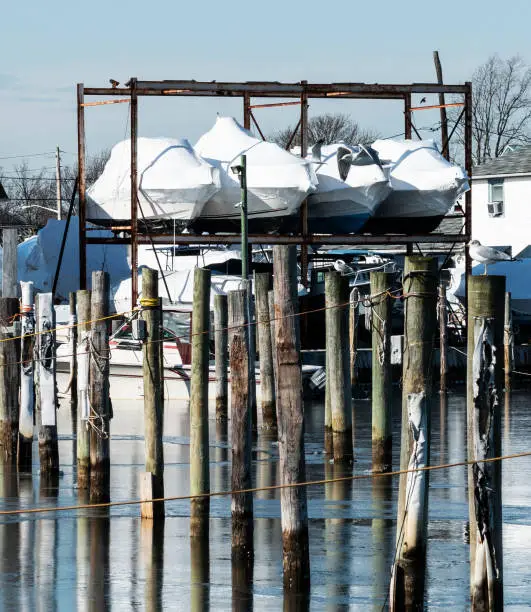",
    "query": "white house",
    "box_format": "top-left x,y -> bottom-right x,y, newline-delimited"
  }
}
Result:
472,146 -> 531,256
